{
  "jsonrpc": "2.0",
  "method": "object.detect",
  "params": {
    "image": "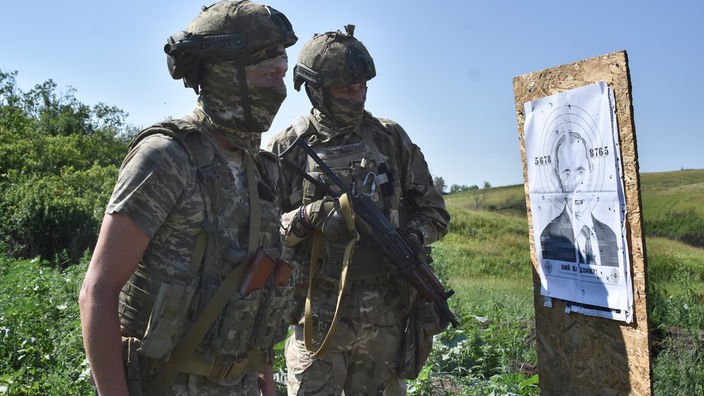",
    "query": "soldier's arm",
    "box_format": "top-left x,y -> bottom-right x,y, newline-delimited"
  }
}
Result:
382,119 -> 449,245
79,213 -> 150,396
